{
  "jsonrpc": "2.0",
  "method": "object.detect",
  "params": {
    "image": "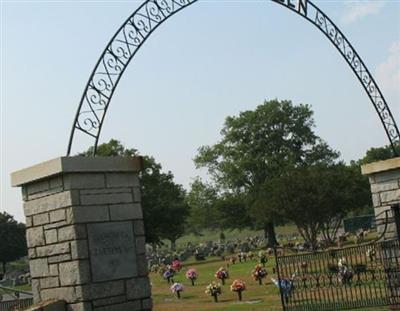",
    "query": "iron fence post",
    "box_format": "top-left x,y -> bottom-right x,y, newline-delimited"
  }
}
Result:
391,204 -> 400,239
274,247 -> 286,311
